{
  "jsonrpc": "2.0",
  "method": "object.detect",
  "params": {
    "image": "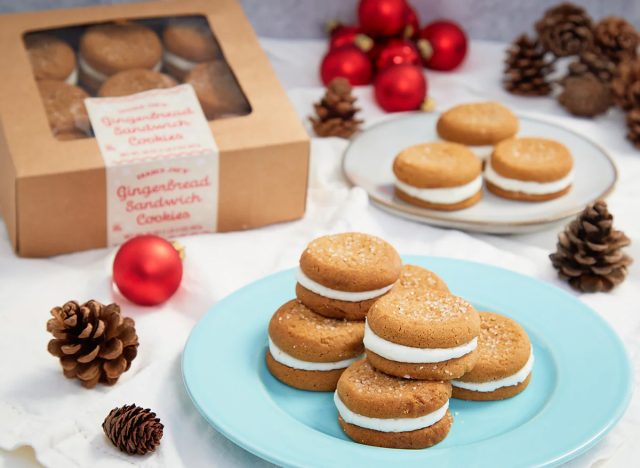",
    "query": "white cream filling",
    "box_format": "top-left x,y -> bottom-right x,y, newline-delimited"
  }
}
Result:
163,49 -> 199,72
78,54 -> 162,84
468,144 -> 494,161
484,163 -> 574,195
296,268 -> 394,302
268,337 -> 362,371
65,66 -> 78,85
452,351 -> 534,392
334,392 -> 449,432
364,321 -> 477,363
395,175 -> 482,205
